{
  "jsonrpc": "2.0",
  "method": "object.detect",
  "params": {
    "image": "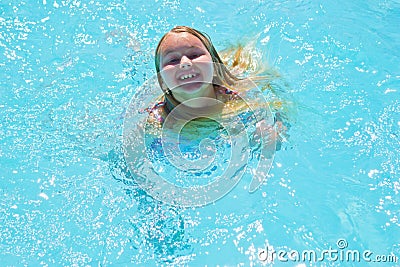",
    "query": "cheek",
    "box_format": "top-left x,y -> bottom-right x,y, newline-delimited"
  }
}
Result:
208,62 -> 214,75
160,66 -> 176,85
203,62 -> 215,79
195,60 -> 214,76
